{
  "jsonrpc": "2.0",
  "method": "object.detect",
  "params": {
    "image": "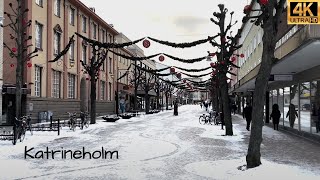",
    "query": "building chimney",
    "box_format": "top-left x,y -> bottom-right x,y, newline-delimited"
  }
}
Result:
89,7 -> 95,13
